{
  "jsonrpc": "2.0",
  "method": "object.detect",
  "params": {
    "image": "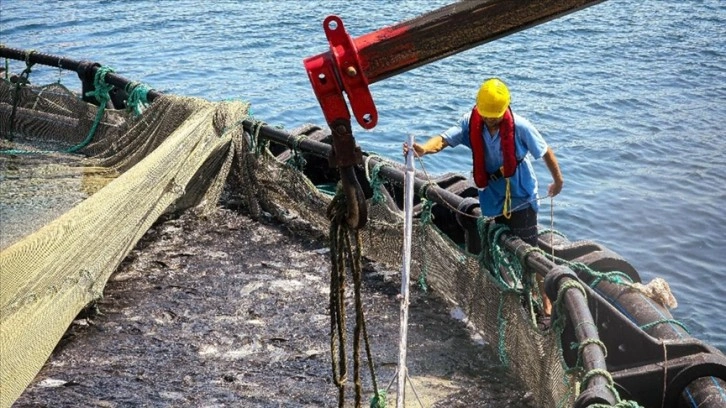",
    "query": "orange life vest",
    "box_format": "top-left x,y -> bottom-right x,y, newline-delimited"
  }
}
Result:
468,106 -> 517,189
